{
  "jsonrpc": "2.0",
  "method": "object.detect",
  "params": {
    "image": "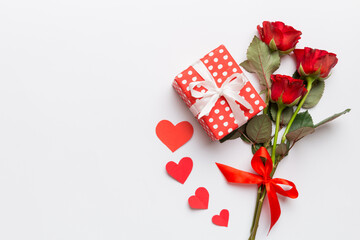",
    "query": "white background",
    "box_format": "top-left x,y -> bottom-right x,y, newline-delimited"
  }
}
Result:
0,0 -> 359,239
